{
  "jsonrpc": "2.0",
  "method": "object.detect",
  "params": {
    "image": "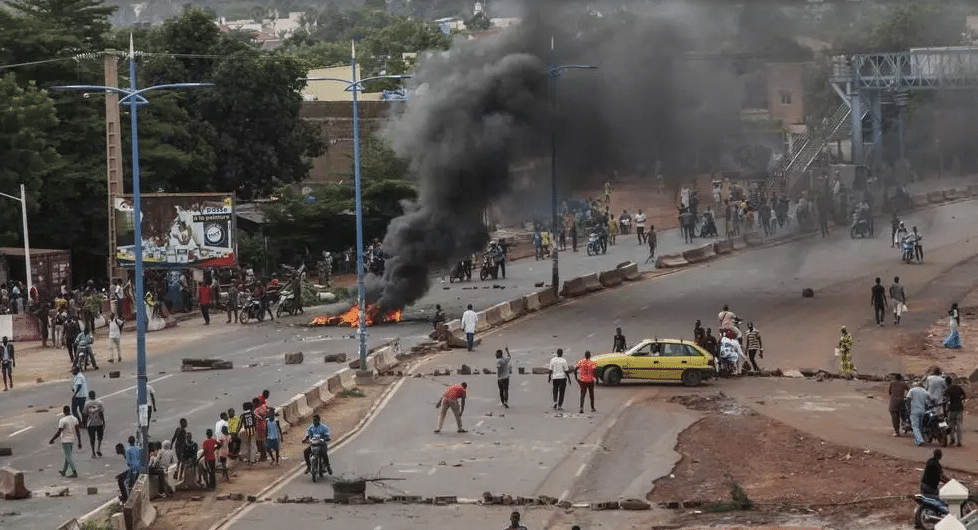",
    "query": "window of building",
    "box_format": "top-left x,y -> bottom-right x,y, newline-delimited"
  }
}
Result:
780,91 -> 793,105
